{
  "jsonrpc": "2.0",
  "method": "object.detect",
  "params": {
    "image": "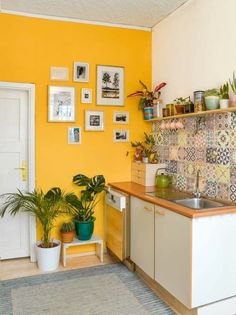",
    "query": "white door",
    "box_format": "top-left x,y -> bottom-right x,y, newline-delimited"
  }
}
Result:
0,83 -> 35,260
